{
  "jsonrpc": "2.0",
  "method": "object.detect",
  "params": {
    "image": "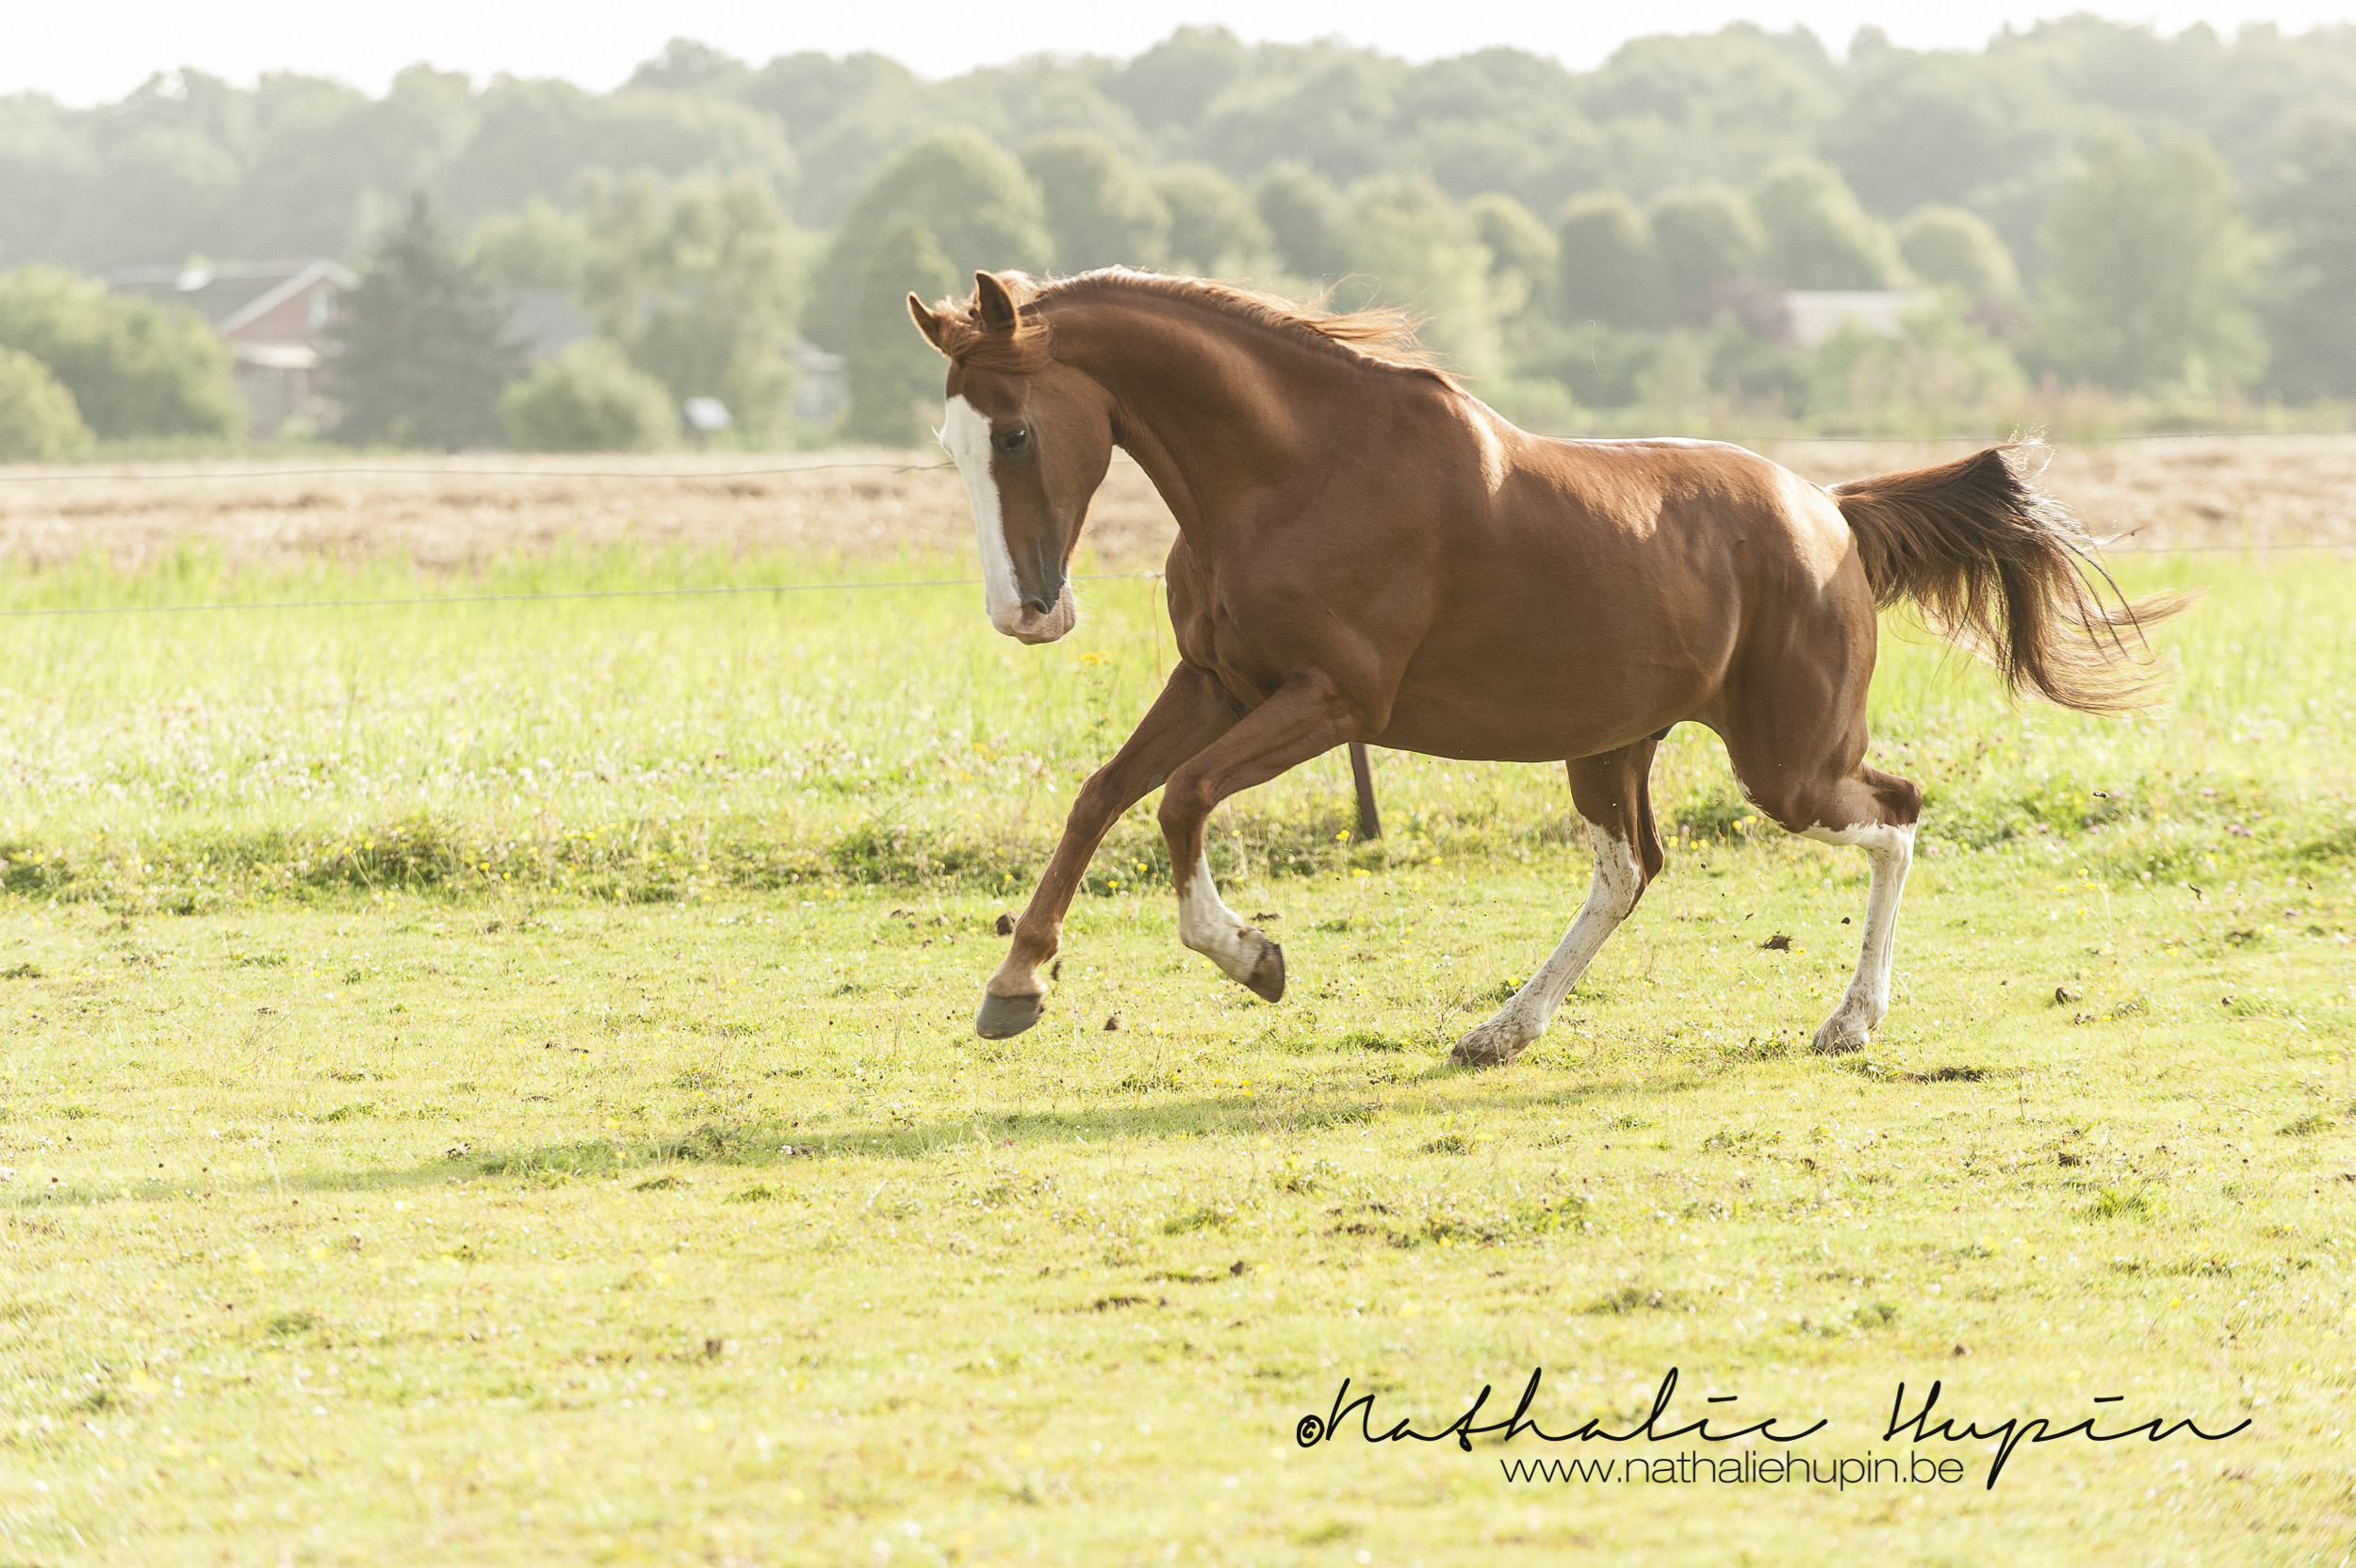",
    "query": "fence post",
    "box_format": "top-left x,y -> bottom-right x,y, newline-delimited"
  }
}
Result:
1349,743 -> 1382,841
